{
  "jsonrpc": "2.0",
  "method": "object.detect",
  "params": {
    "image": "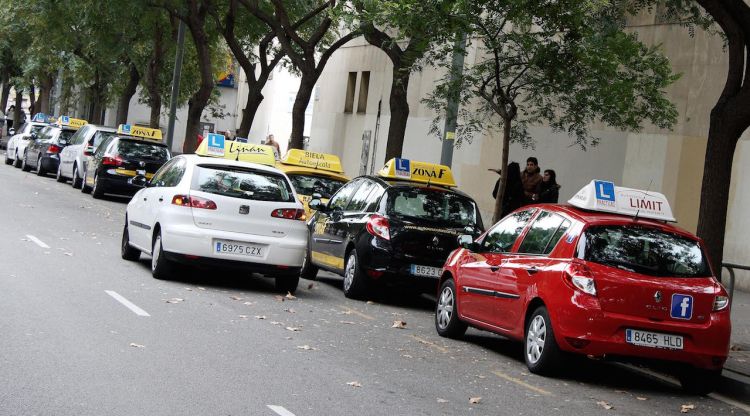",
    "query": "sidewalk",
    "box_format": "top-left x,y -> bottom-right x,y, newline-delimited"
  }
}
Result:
727,289 -> 750,379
